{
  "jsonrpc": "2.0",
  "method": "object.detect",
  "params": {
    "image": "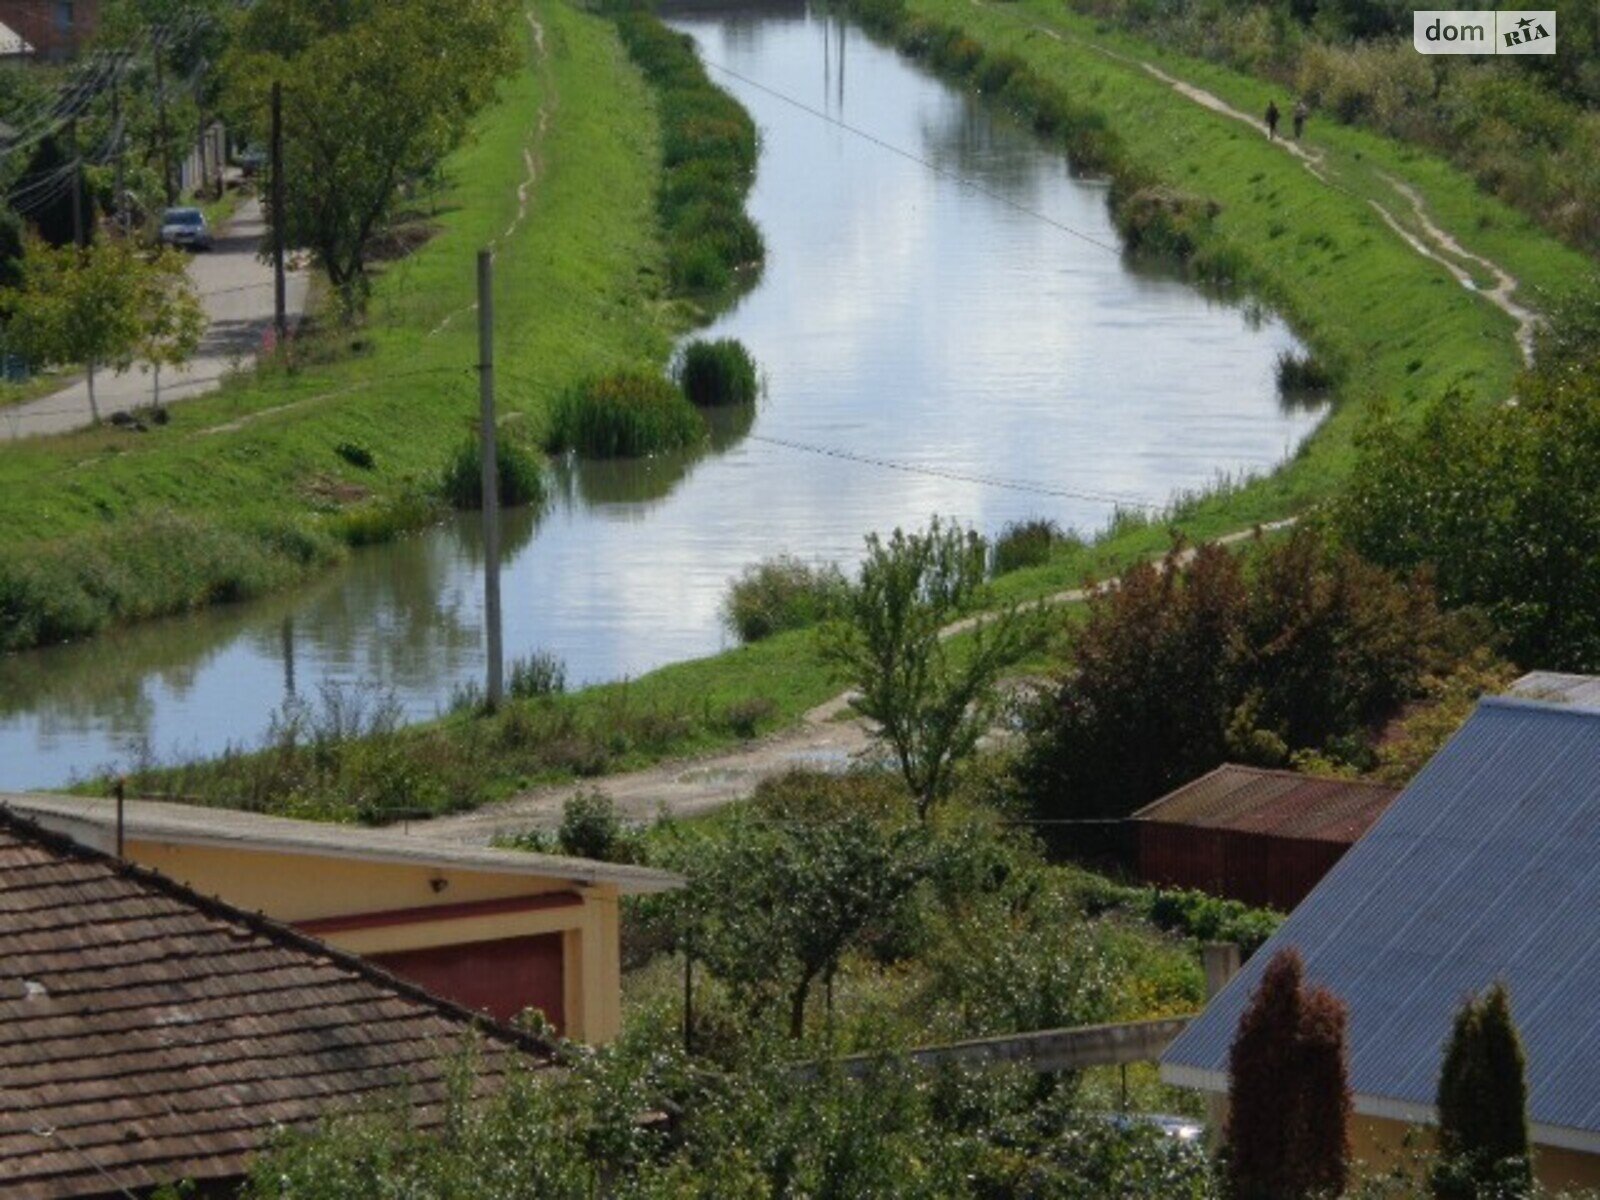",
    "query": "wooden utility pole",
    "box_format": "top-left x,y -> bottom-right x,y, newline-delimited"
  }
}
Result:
155,50 -> 174,204
477,249 -> 503,710
111,76 -> 126,235
270,81 -> 287,342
